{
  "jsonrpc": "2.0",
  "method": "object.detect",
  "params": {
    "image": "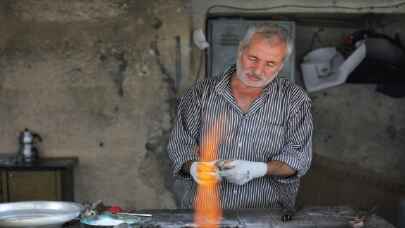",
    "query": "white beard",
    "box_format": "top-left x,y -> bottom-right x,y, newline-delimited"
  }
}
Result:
236,59 -> 279,88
